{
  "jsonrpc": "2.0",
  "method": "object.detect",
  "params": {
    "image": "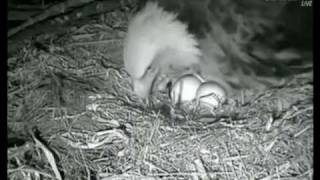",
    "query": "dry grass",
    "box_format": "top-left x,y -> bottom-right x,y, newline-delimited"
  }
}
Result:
8,4 -> 313,180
